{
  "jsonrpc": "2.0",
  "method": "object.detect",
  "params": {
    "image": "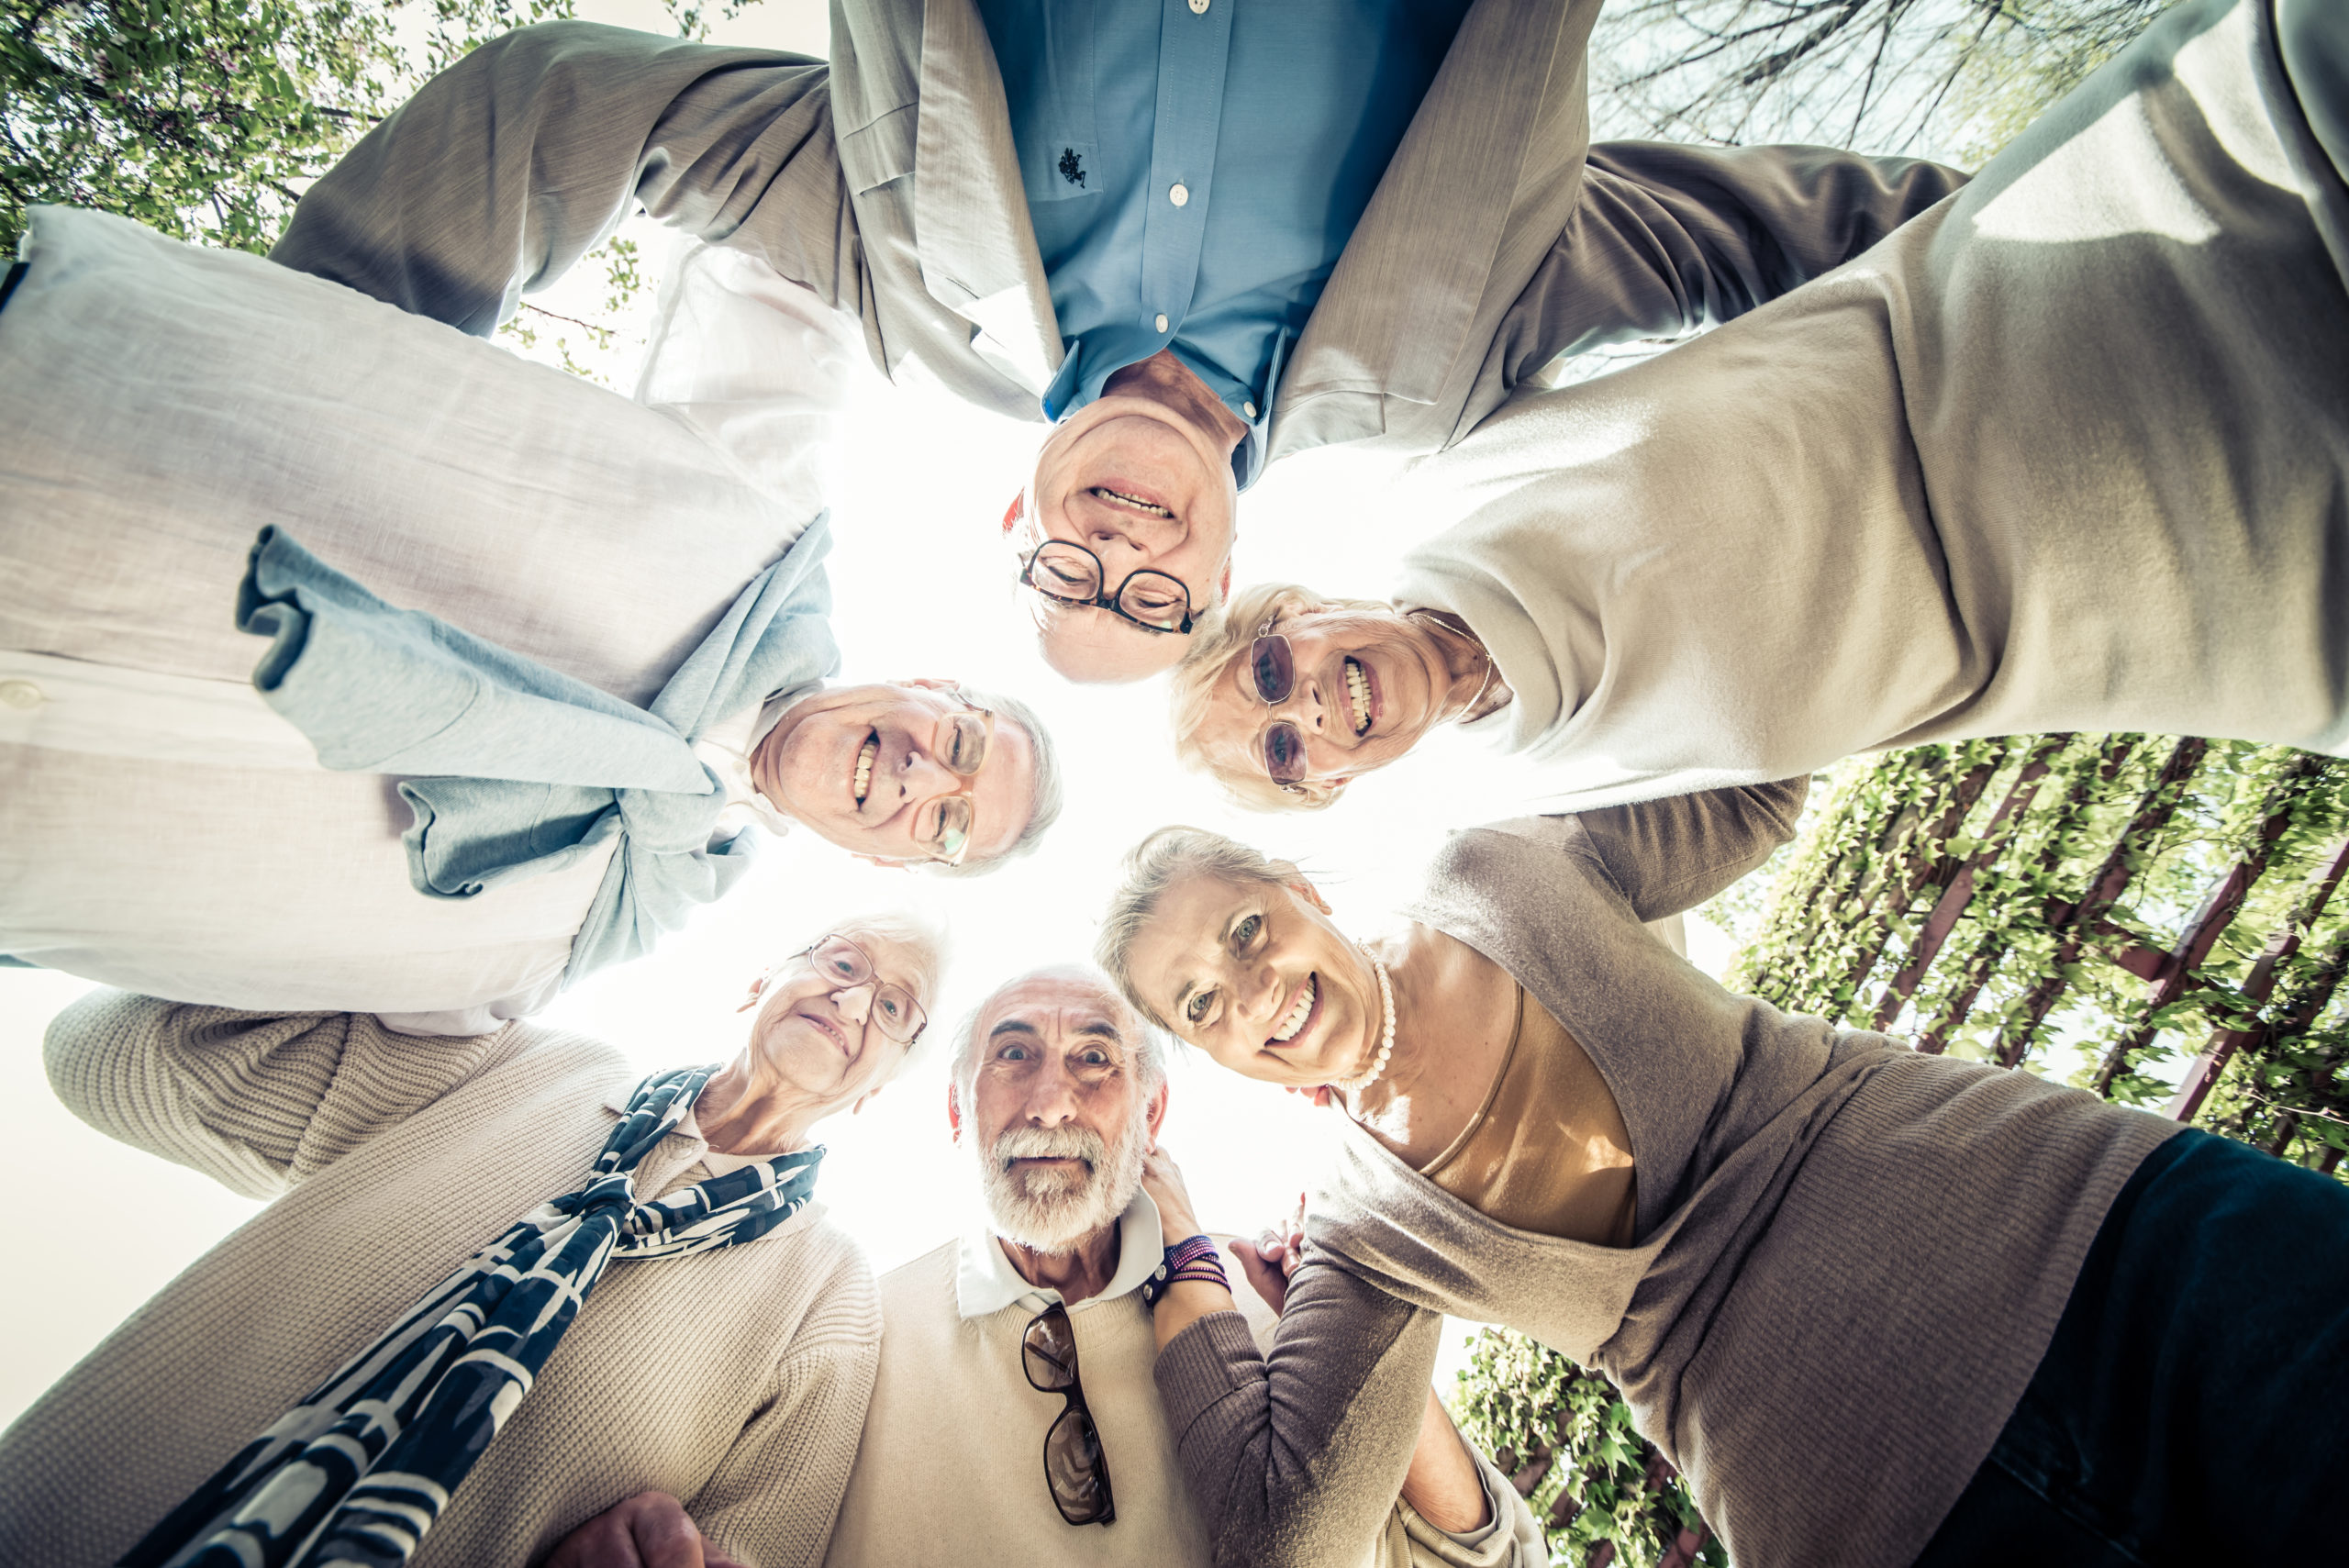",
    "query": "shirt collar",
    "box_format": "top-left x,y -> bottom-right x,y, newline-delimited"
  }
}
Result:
953,1187 -> 1166,1320
1039,339 -> 1276,493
